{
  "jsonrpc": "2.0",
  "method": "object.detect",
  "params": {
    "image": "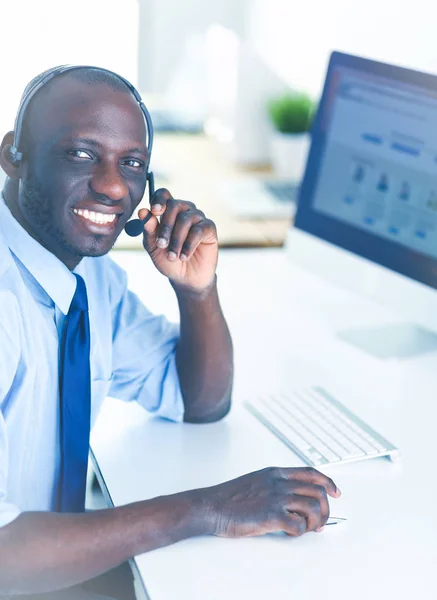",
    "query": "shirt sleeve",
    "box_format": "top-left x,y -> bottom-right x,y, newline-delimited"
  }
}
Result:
0,414 -> 21,528
0,292 -> 22,528
107,258 -> 184,422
